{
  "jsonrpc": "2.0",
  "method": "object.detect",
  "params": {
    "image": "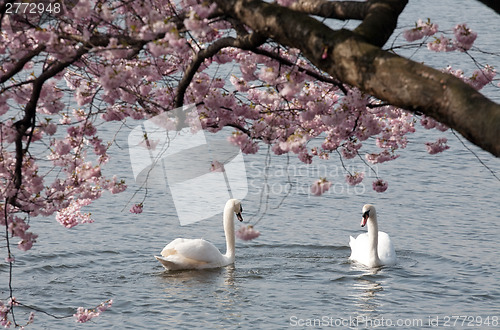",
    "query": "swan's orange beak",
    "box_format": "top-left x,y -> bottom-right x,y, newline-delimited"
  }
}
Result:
236,212 -> 243,222
361,210 -> 370,227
